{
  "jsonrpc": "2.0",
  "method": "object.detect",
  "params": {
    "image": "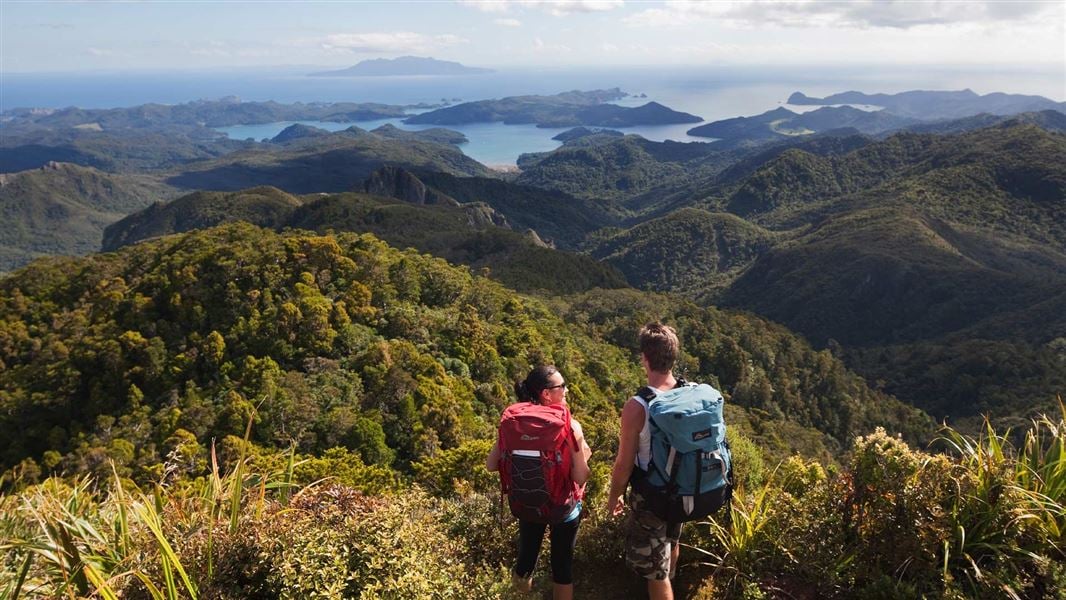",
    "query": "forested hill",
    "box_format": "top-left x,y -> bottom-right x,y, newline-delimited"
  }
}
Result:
0,162 -> 179,272
164,127 -> 494,193
0,223 -> 931,485
582,123 -> 1066,426
101,177 -> 627,295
